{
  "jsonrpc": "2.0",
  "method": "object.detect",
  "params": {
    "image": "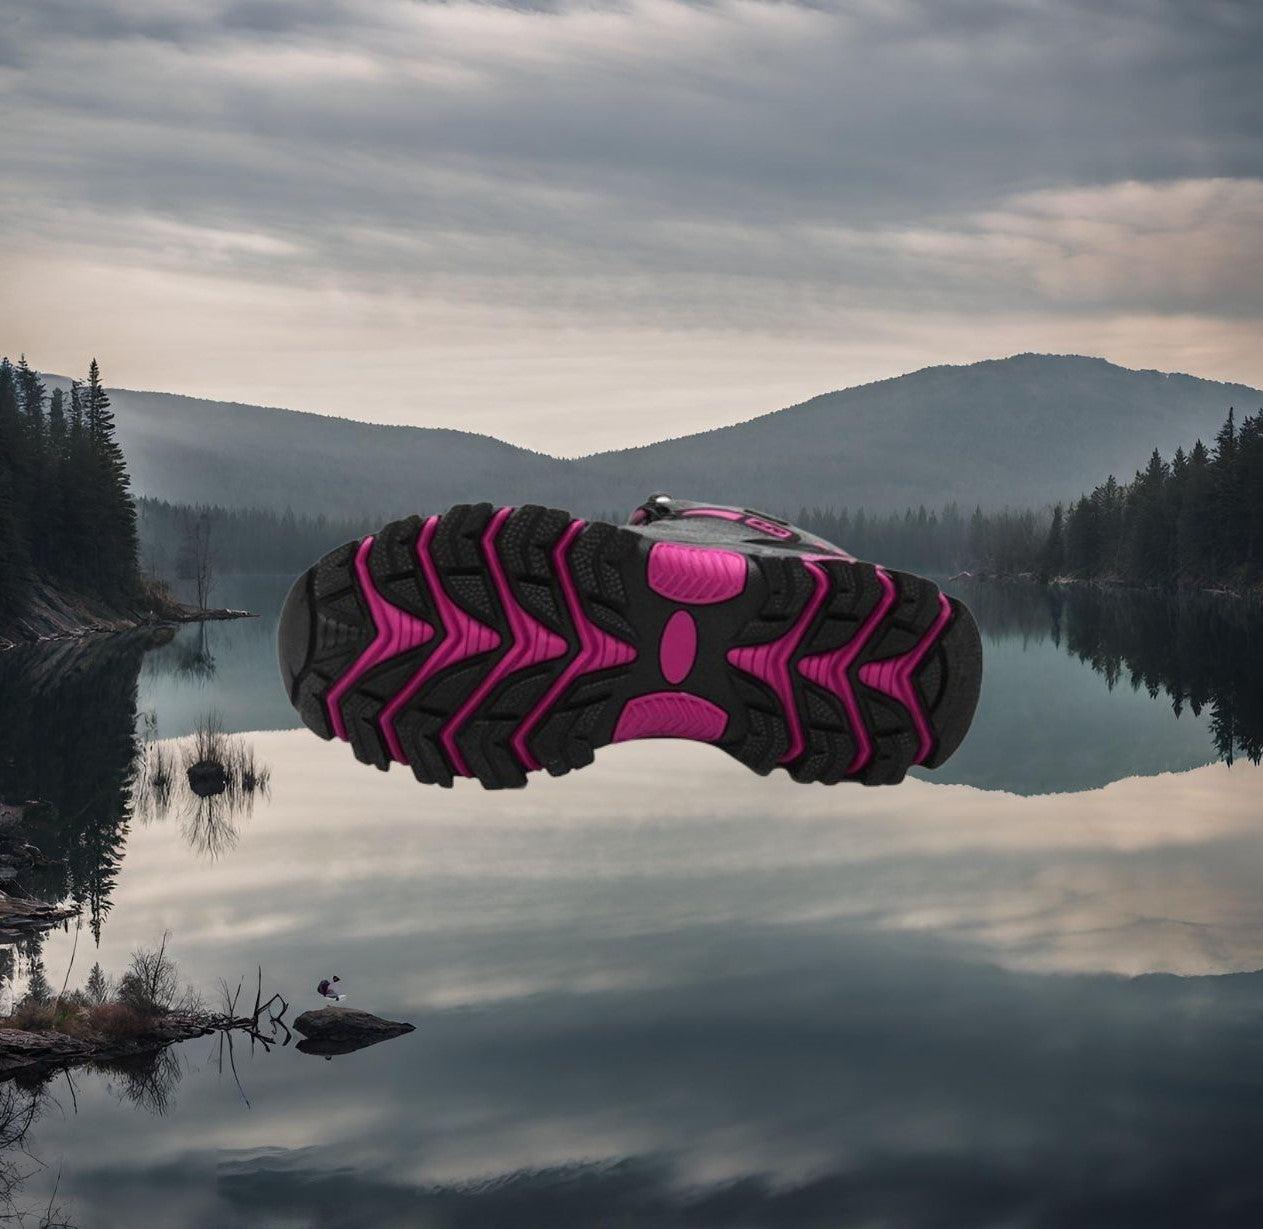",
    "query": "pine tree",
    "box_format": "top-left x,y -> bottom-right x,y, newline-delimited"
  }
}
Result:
1123,449 -> 1172,584
1066,495 -> 1099,575
25,955 -> 53,1004
0,360 -> 29,617
14,354 -> 46,451
58,379 -> 93,585
1041,503 -> 1065,580
84,358 -> 140,601
85,960 -> 111,1006
1239,411 -> 1263,573
1177,439 -> 1215,582
1212,408 -> 1243,575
